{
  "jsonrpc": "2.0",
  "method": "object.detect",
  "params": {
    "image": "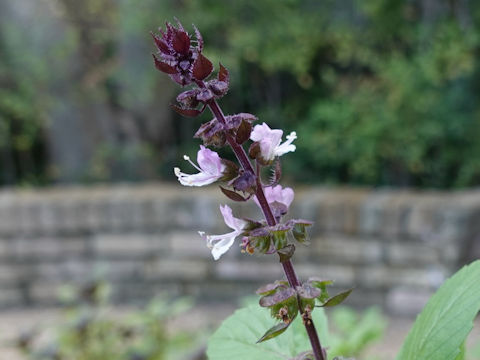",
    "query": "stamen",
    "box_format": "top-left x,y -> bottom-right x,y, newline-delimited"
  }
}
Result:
286,132 -> 297,141
183,154 -> 202,172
